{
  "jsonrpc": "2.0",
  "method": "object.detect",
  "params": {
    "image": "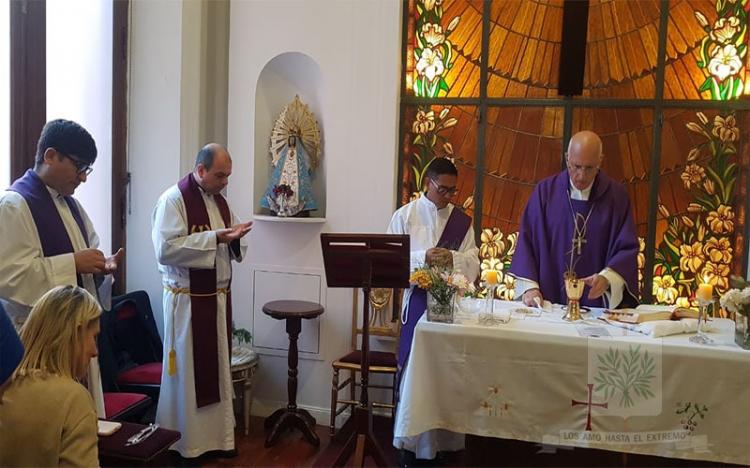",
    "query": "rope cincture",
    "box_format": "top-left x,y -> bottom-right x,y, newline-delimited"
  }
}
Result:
163,285 -> 230,377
